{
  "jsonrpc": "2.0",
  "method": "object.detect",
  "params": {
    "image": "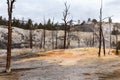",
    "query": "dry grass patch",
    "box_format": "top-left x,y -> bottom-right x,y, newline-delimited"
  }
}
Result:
14,48 -> 120,66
